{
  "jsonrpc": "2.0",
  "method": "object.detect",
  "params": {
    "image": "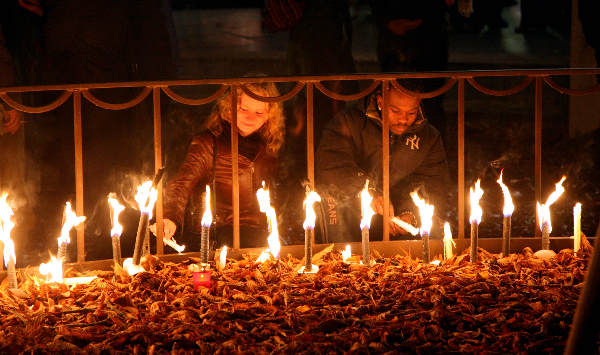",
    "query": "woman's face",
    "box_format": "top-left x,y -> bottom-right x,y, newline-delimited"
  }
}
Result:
236,93 -> 269,136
